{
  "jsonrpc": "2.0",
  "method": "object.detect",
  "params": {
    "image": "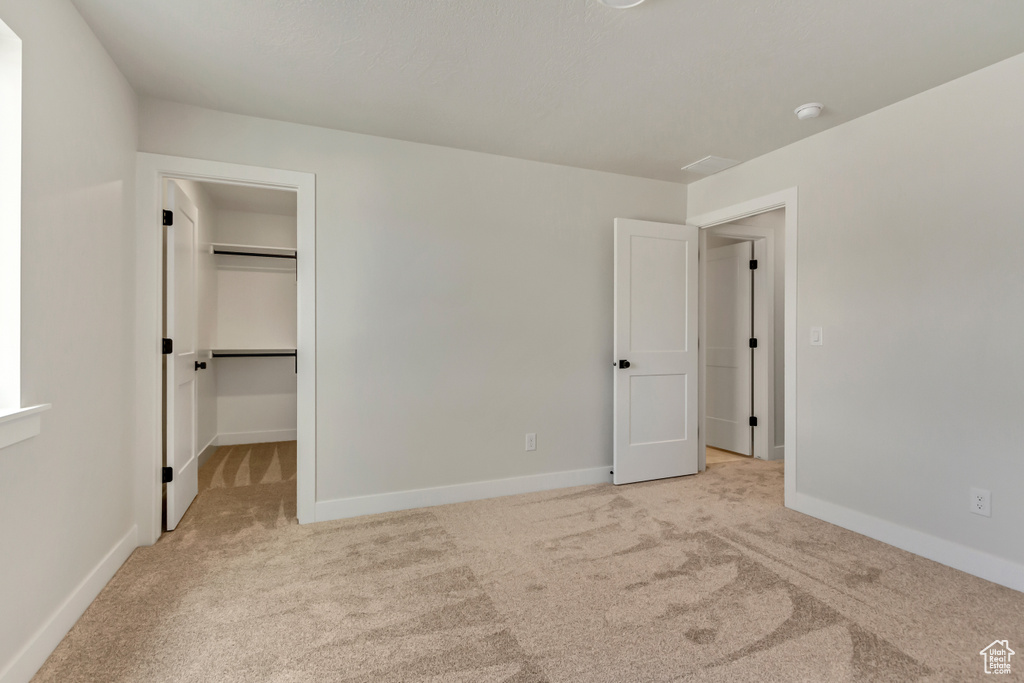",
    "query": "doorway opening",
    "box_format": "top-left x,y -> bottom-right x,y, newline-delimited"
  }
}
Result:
611,188 -> 797,503
162,178 -> 299,530
702,208 -> 784,467
136,154 -> 316,546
